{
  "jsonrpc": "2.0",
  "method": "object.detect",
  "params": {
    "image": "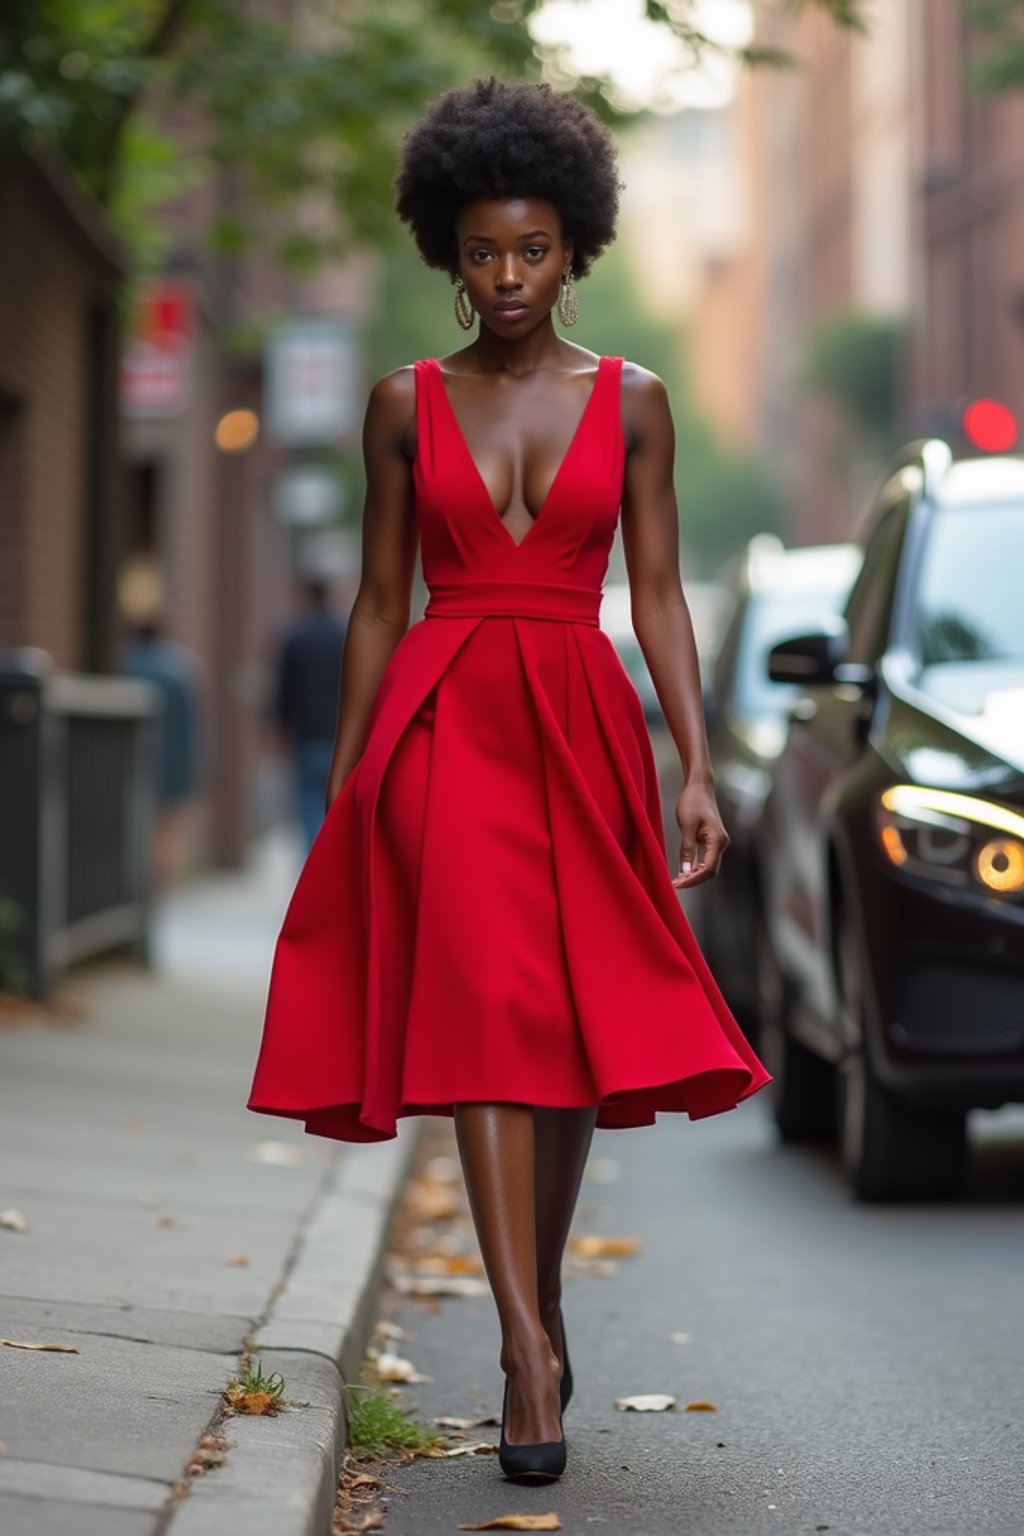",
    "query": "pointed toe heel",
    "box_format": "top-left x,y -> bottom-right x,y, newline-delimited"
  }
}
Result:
498,1381 -> 567,1483
559,1306 -> 573,1413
